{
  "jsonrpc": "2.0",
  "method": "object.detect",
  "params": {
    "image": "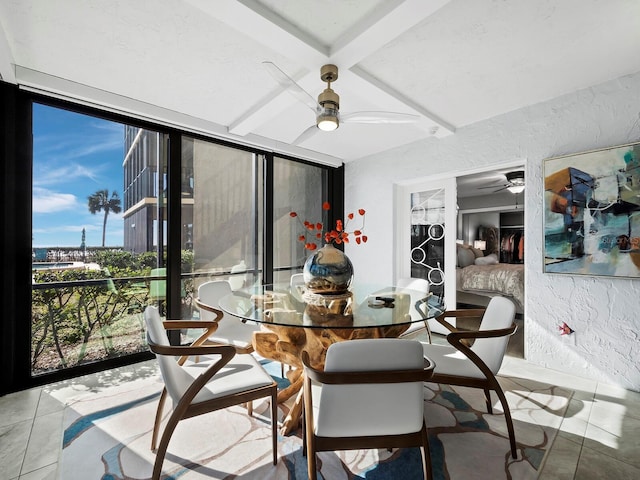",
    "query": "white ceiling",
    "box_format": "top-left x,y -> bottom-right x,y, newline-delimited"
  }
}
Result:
0,0 -> 639,166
